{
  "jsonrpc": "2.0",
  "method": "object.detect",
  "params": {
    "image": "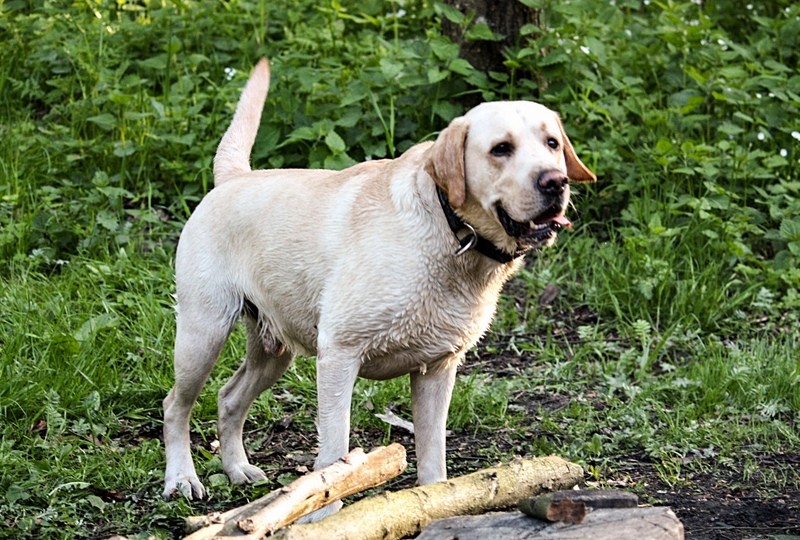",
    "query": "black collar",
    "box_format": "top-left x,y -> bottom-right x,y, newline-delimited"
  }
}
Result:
436,187 -> 523,264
